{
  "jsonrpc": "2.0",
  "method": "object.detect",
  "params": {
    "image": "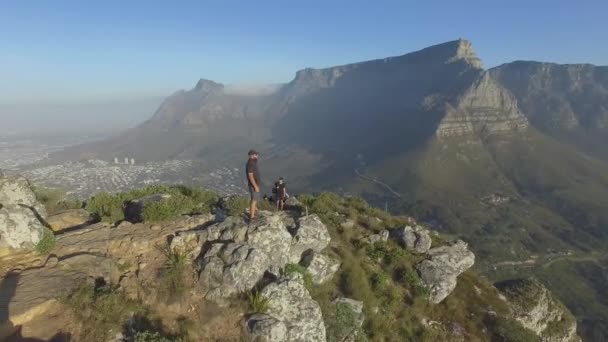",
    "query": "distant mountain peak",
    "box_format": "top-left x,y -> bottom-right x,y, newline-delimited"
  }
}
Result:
418,38 -> 483,69
194,78 -> 223,92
